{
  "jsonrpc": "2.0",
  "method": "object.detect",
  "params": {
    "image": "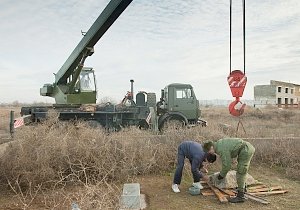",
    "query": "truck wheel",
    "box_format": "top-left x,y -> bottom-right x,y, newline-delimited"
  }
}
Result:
106,124 -> 122,132
138,120 -> 149,130
161,118 -> 185,131
147,93 -> 156,107
87,120 -> 102,129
